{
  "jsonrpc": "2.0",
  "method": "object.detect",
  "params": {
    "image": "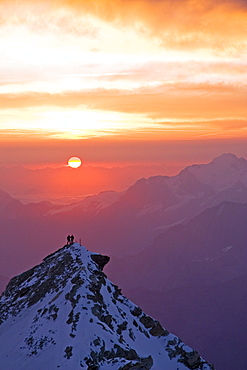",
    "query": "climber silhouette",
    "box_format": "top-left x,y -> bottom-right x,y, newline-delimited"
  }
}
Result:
71,235 -> 74,244
67,235 -> 71,245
